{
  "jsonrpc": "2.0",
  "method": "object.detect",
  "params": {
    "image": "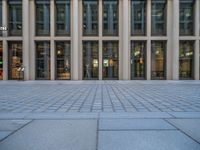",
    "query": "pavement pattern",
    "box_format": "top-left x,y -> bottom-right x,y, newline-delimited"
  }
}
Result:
0,80 -> 200,150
